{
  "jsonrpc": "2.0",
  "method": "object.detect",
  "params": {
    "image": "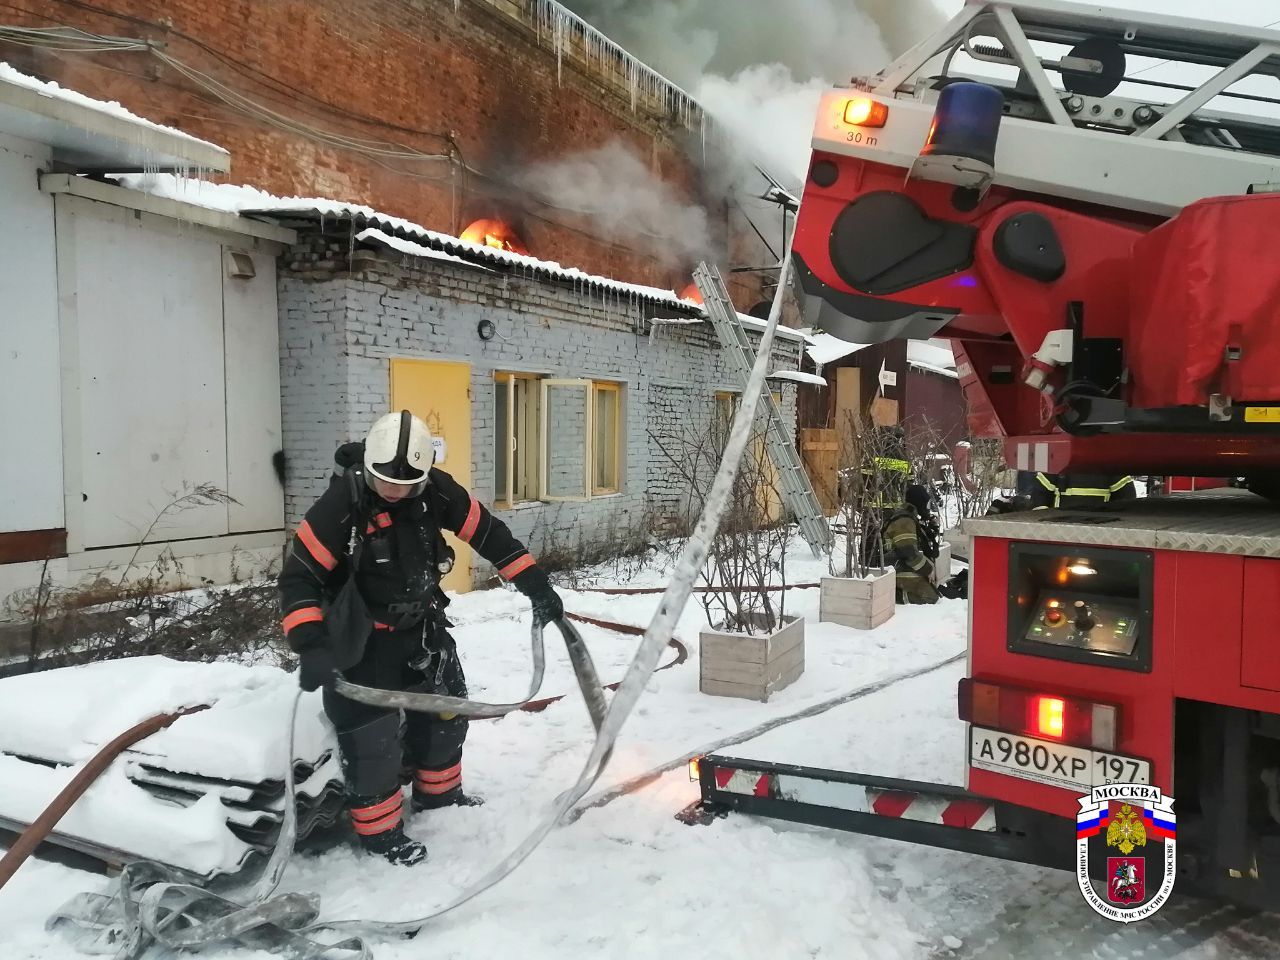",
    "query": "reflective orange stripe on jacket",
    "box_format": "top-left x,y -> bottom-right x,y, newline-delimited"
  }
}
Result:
297,520 -> 338,571
282,606 -> 323,635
